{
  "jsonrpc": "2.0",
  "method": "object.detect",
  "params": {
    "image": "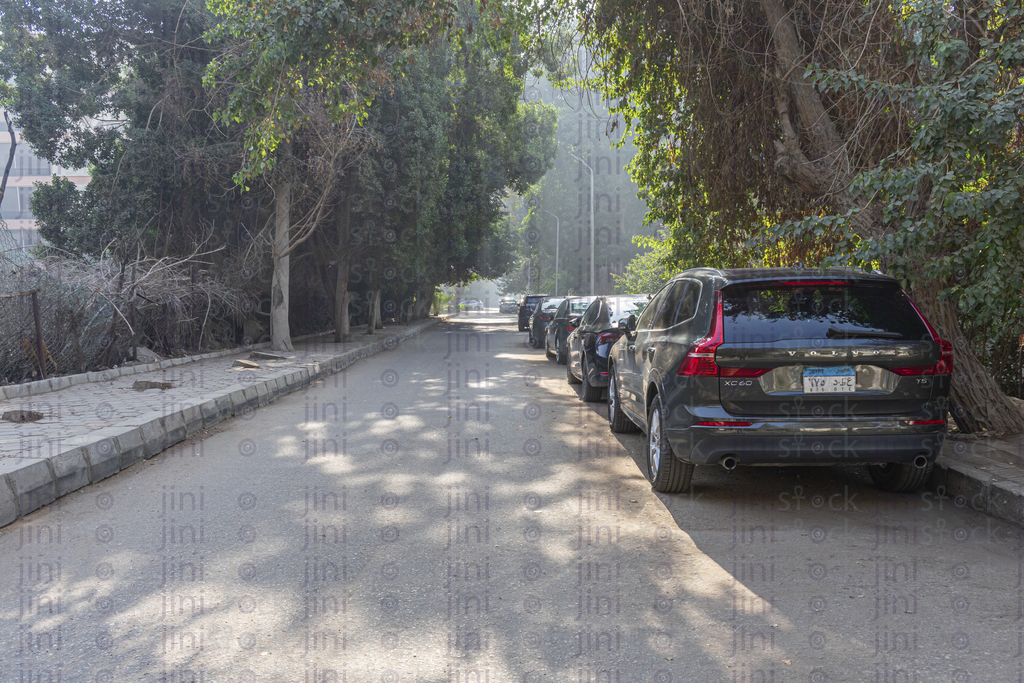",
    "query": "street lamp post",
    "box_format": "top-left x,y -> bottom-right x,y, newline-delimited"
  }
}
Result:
543,210 -> 560,296
570,153 -> 595,295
